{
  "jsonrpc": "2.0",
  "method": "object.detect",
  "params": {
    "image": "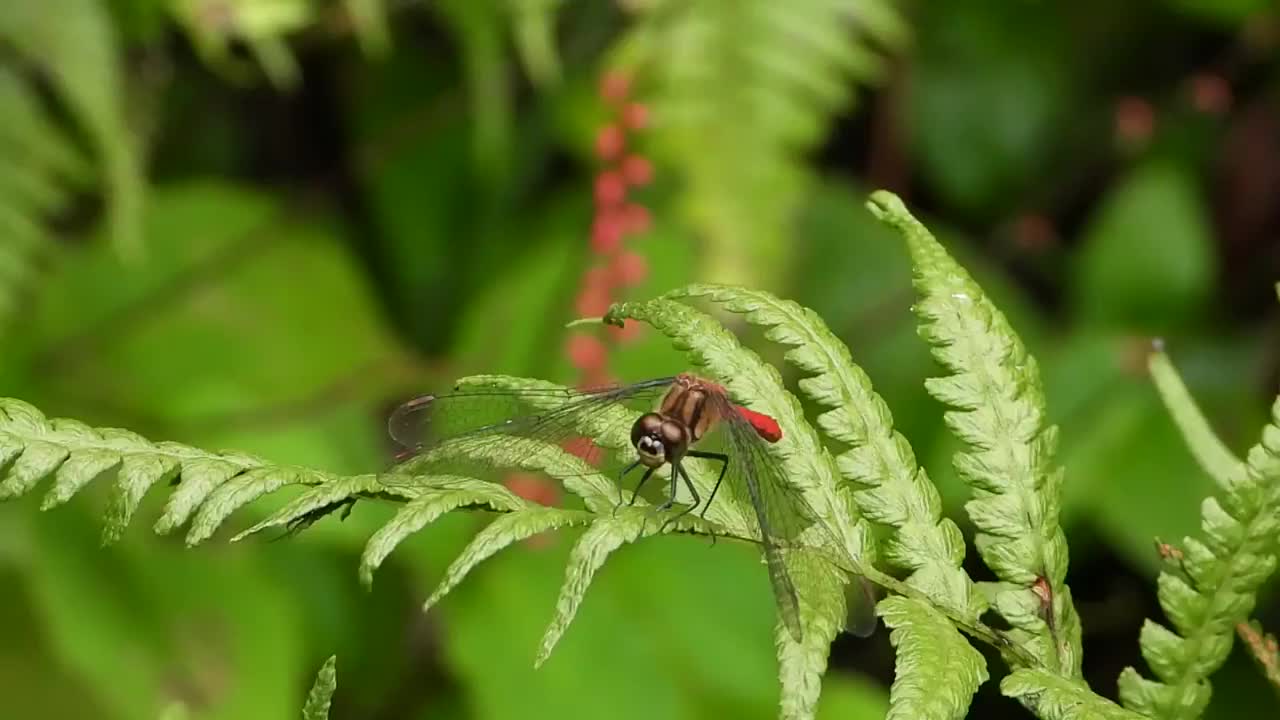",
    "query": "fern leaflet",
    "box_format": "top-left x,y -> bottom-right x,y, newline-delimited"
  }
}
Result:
868,190 -> 1082,675
302,655 -> 338,720
878,596 -> 987,720
1002,670 -> 1146,720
